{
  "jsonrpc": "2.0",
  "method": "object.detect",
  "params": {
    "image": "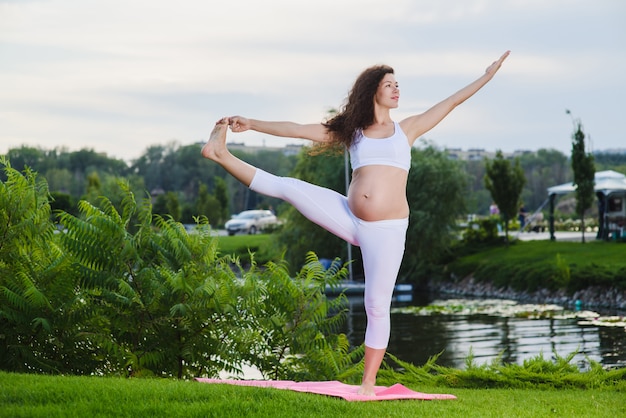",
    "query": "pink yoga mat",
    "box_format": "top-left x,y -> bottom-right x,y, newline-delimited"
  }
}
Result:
195,379 -> 457,402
